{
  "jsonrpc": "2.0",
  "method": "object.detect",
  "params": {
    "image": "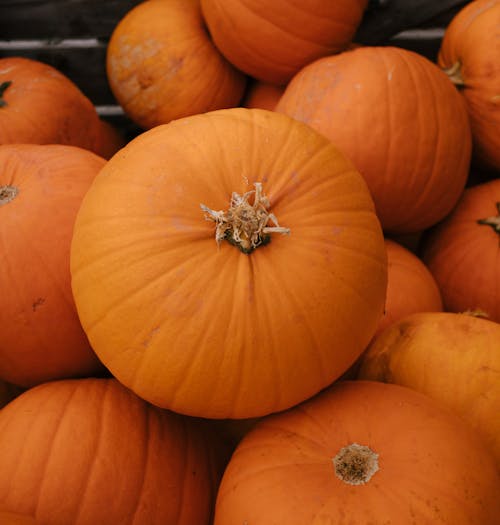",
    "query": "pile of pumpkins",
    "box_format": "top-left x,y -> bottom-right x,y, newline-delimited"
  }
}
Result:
0,0 -> 499,523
